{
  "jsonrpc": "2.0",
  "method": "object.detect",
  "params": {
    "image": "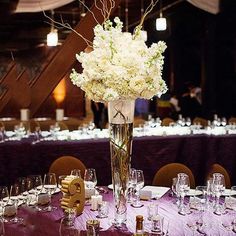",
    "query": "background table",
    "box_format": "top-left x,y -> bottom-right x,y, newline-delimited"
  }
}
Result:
0,134 -> 236,187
